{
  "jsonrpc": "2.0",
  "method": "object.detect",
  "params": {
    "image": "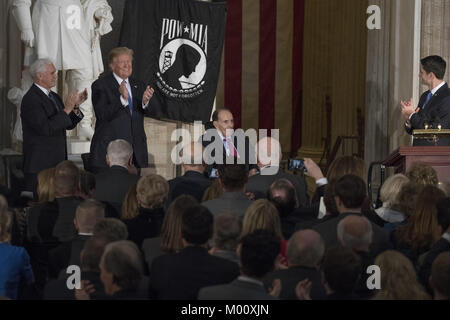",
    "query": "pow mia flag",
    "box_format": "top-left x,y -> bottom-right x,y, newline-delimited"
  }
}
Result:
119,0 -> 227,123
